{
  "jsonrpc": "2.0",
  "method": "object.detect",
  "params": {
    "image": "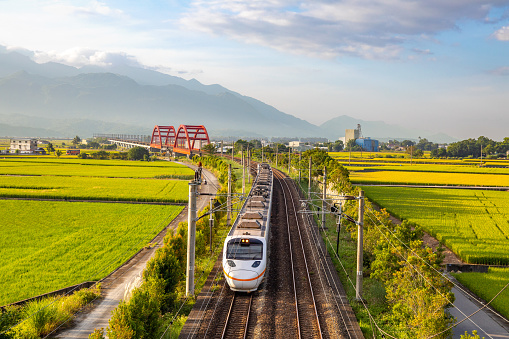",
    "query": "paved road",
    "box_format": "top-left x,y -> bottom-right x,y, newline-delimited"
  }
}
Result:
55,164 -> 218,338
450,282 -> 509,339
